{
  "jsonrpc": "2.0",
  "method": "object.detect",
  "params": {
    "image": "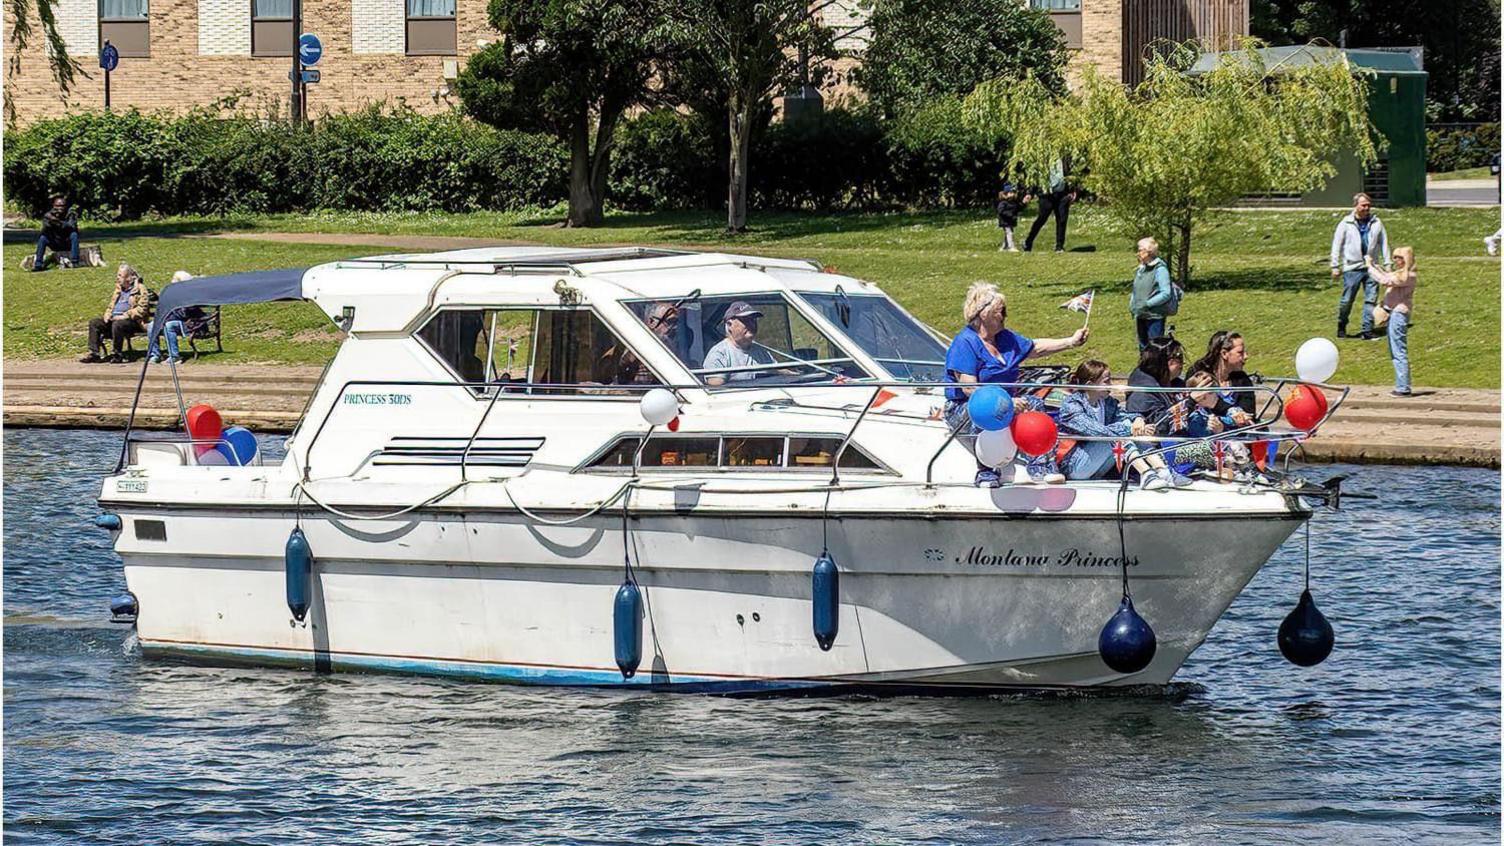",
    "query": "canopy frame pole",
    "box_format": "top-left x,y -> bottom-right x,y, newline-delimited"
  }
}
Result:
115,354 -> 152,473
167,357 -> 189,434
